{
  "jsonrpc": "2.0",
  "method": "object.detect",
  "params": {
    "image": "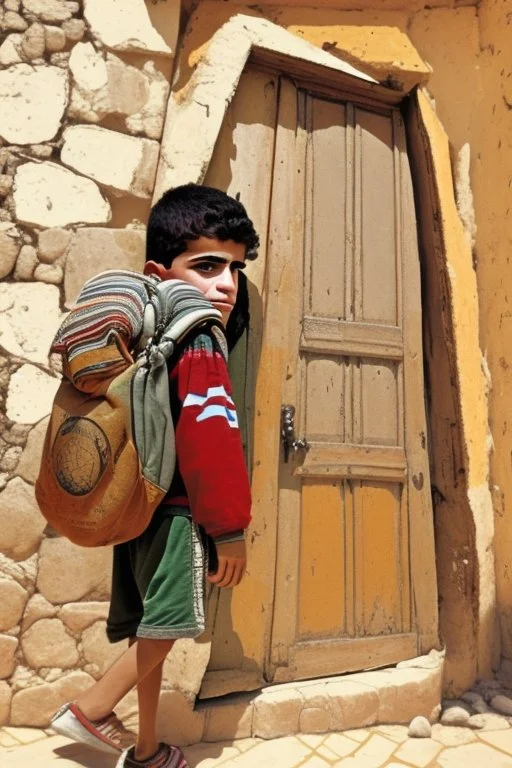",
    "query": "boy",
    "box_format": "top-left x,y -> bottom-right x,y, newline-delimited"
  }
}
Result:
50,184 -> 259,768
